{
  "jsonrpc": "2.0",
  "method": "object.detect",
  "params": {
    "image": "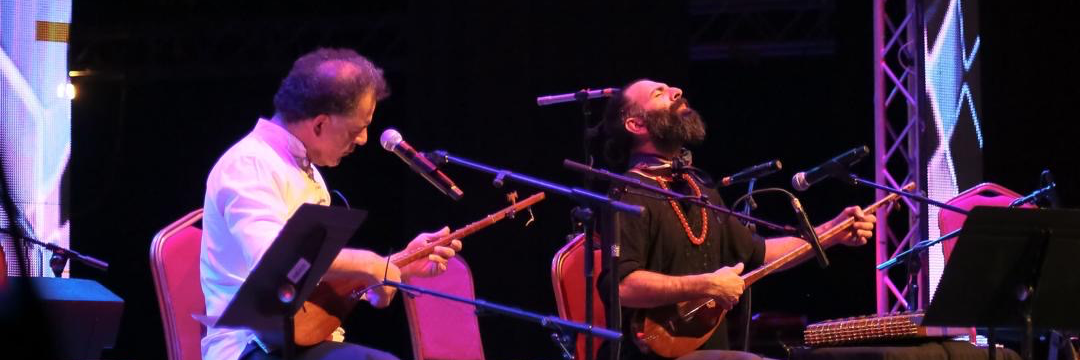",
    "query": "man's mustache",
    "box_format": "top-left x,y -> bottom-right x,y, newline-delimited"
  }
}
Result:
670,98 -> 690,112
